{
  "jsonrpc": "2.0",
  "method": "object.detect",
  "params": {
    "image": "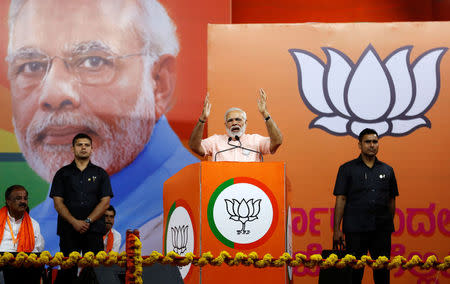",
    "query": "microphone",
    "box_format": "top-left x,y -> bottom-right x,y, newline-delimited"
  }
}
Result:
235,135 -> 242,147
214,137 -> 238,161
234,136 -> 264,162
